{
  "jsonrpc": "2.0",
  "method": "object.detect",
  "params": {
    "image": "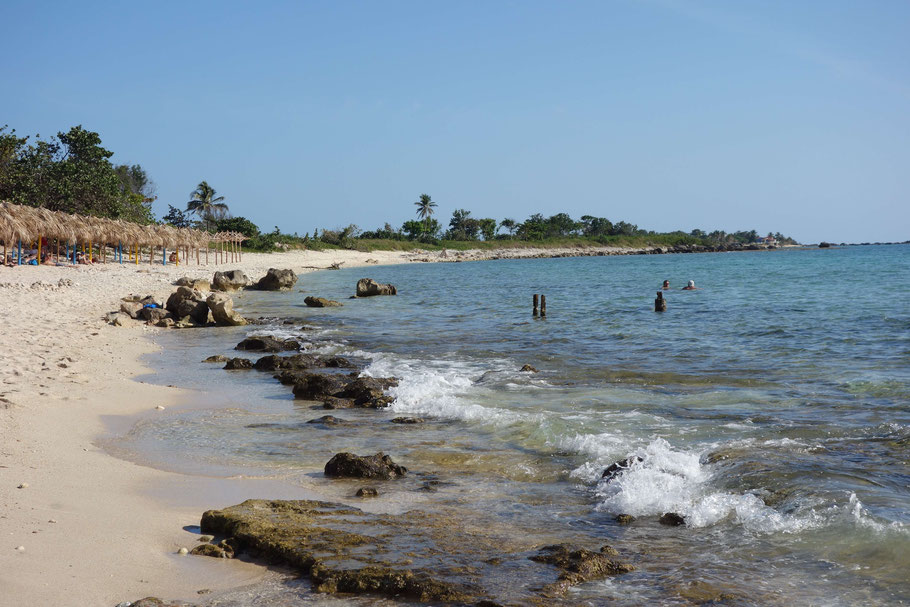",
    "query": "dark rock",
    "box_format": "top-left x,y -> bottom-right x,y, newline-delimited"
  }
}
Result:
128,598 -> 190,607
203,355 -> 230,363
601,456 -> 644,482
324,452 -> 407,479
530,544 -> 634,597
307,415 -> 348,426
615,514 -> 636,525
391,417 -> 425,424
141,306 -> 173,324
207,292 -> 247,326
155,317 -> 176,328
519,364 -> 538,373
304,296 -> 343,307
291,373 -> 351,400
310,564 -> 465,602
224,358 -> 253,370
659,512 -> 686,526
355,278 -> 397,297
212,269 -> 250,291
321,396 -> 356,409
254,353 -> 318,371
818,241 -> 832,248
236,336 -> 300,352
356,487 -> 379,498
165,286 -> 209,324
322,356 -> 352,368
334,376 -> 398,408
256,268 -> 298,291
